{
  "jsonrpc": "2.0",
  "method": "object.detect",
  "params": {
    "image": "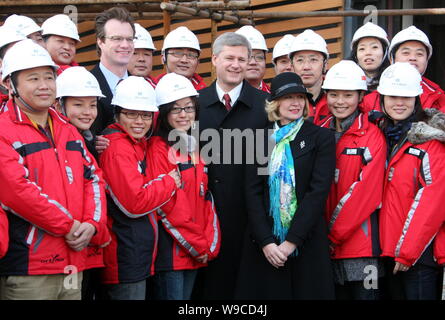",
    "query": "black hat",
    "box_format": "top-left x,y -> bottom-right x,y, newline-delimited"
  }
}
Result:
269,72 -> 312,101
